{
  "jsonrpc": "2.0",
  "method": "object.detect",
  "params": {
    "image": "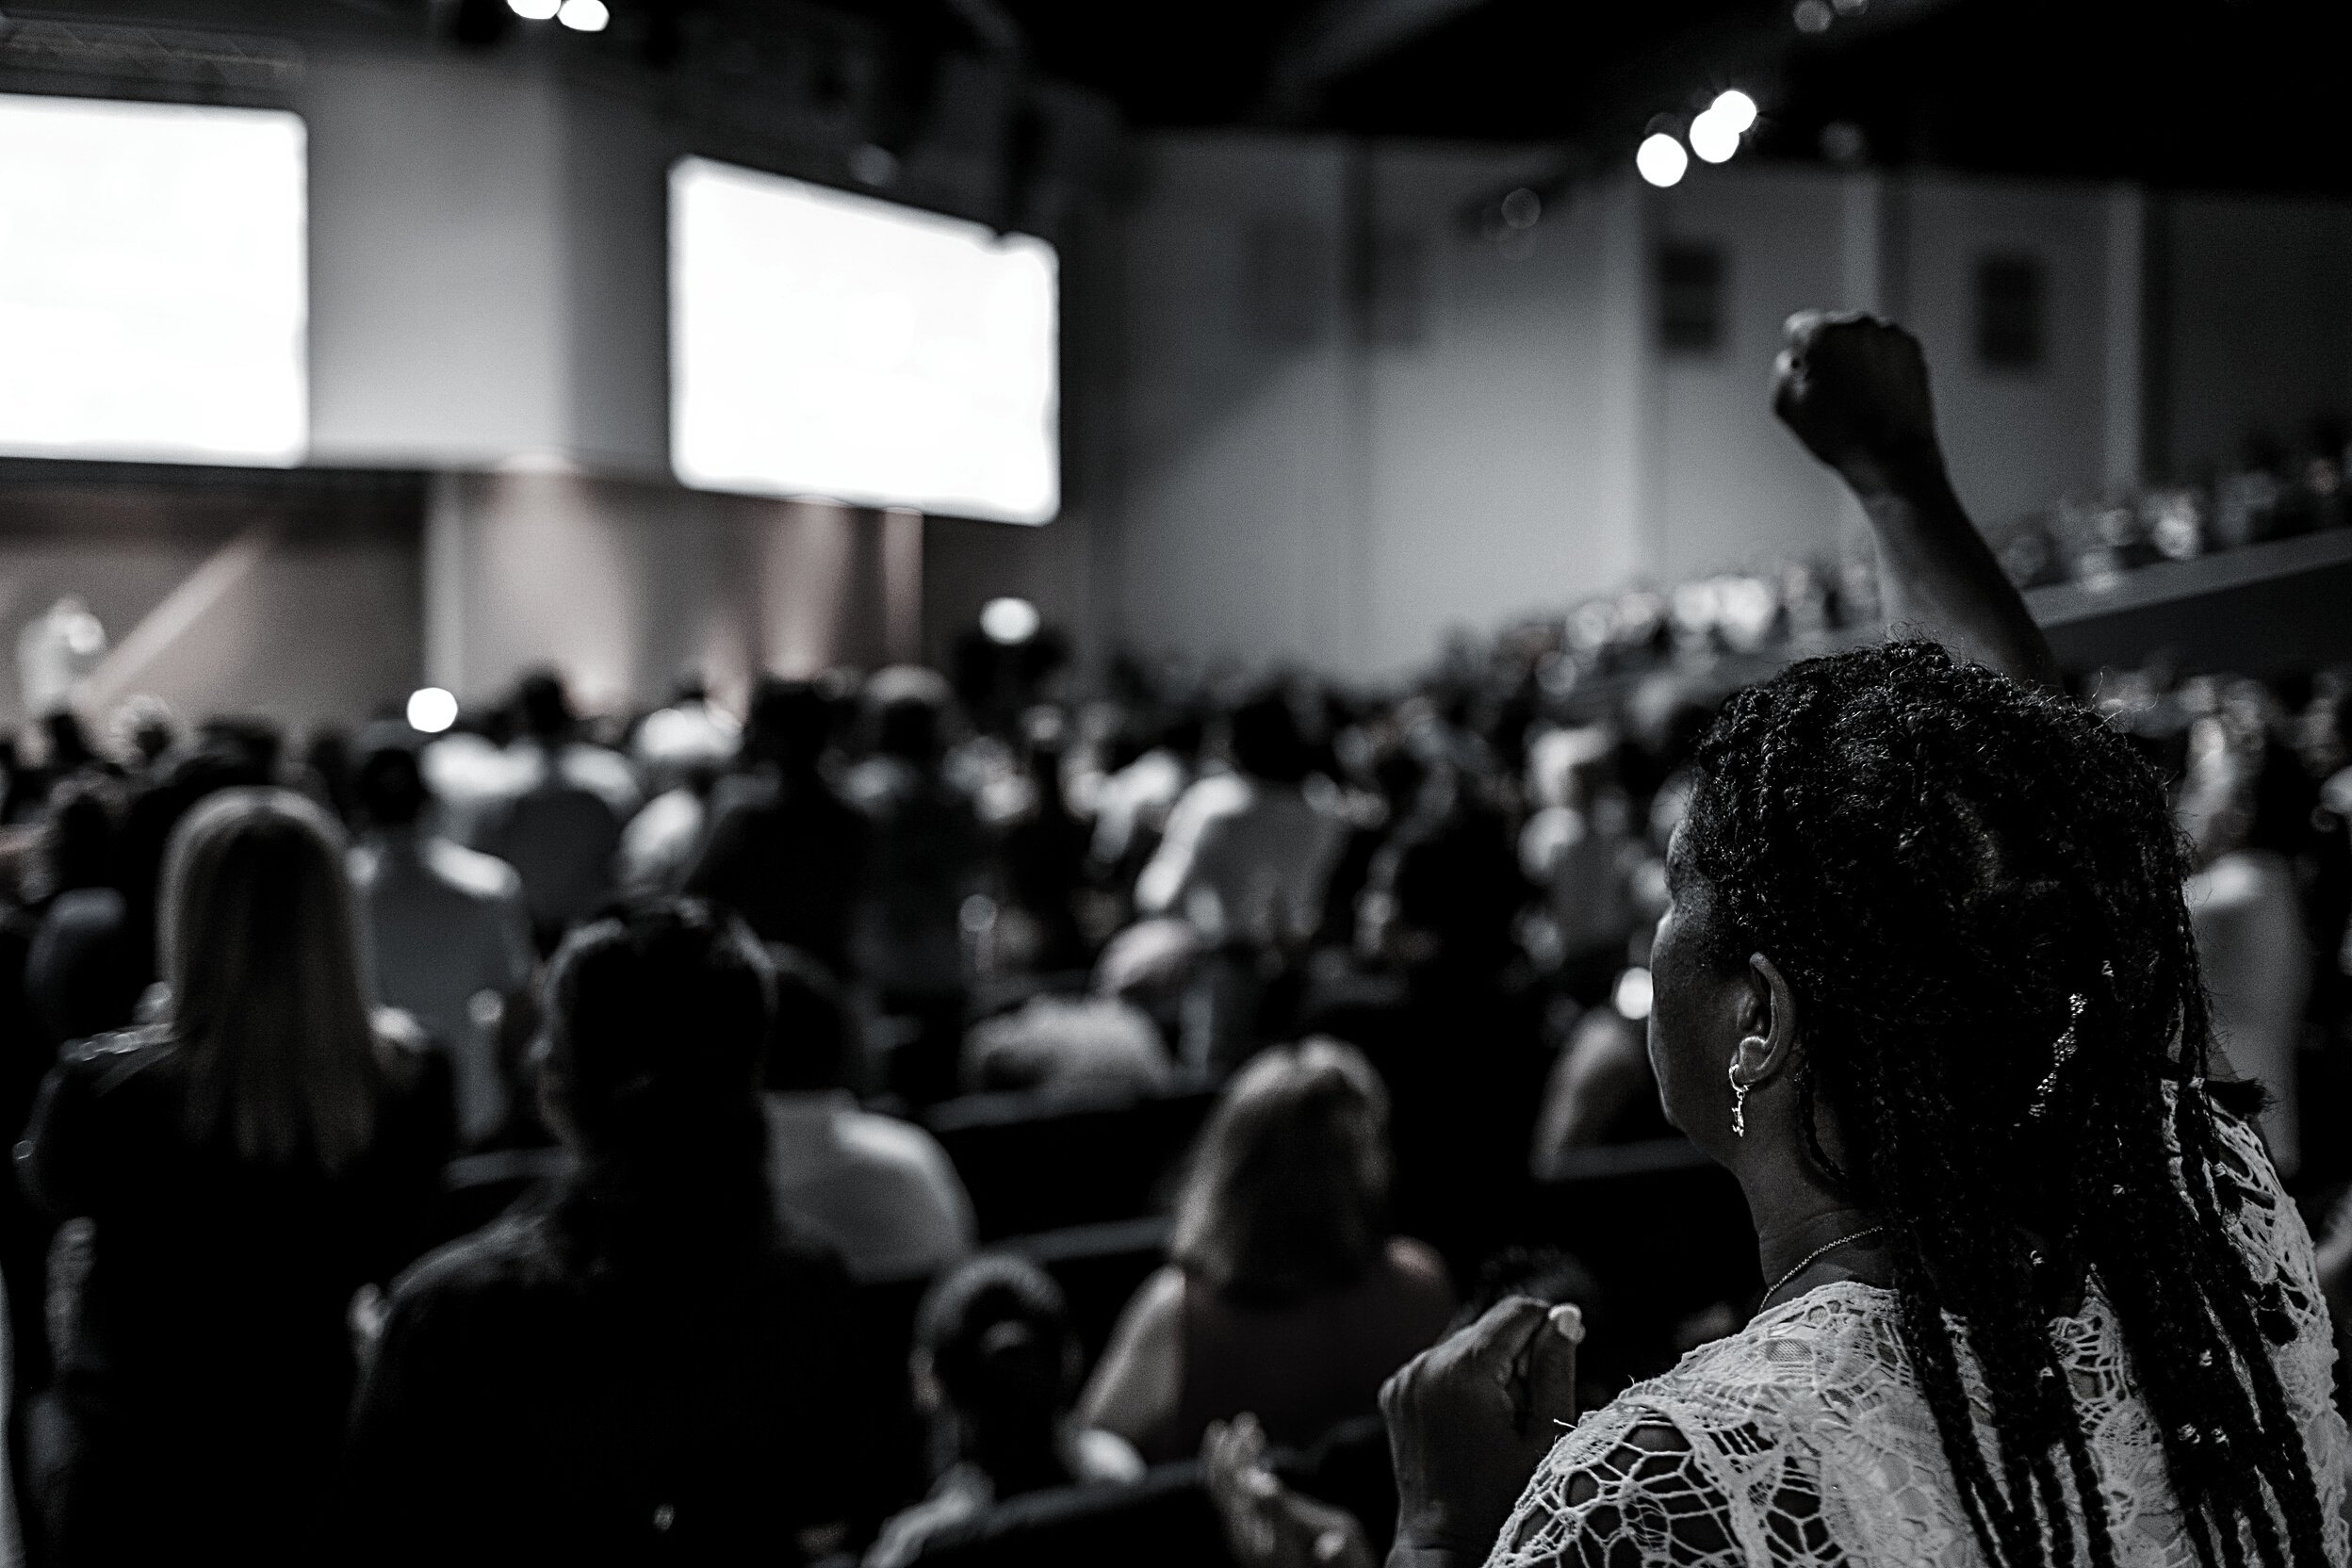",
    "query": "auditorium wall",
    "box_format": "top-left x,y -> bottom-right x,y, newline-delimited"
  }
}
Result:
1102,142 -> 2352,680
